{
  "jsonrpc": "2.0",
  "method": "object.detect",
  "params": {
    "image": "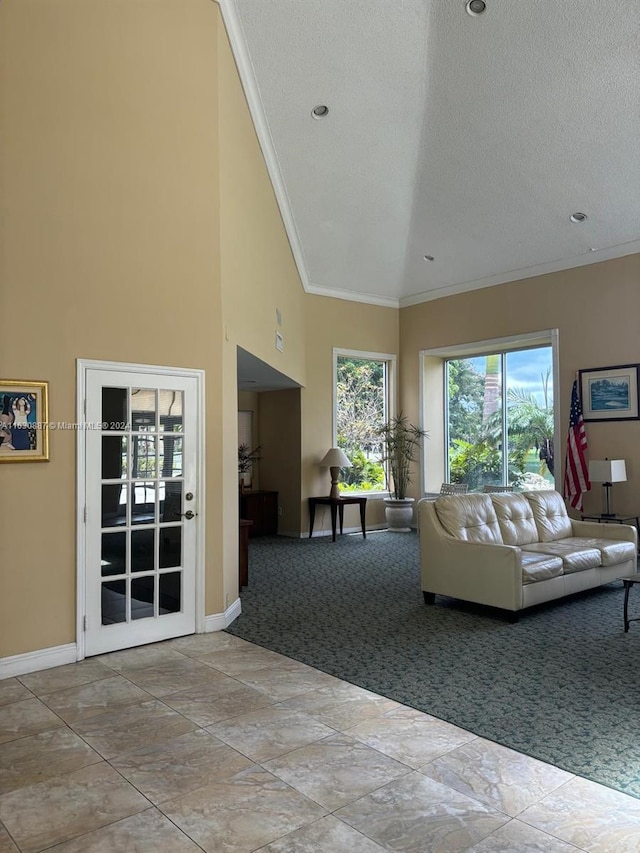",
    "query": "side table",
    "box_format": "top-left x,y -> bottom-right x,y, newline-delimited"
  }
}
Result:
620,573 -> 640,632
308,496 -> 367,542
